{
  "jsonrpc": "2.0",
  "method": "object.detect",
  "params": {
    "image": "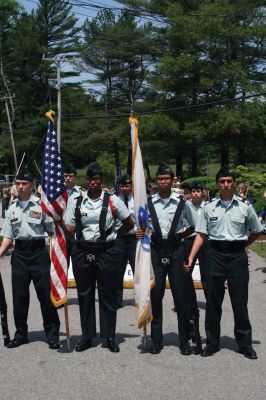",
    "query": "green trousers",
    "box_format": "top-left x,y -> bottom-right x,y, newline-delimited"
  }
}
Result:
205,248 -> 252,349
150,244 -> 190,346
11,247 -> 60,340
72,239 -> 122,341
183,237 -> 208,295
